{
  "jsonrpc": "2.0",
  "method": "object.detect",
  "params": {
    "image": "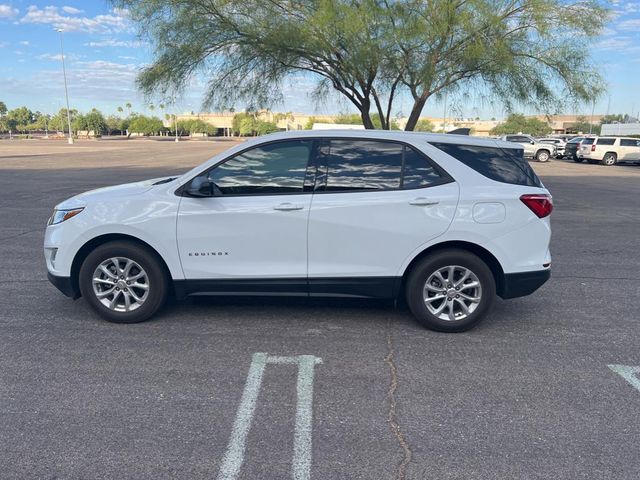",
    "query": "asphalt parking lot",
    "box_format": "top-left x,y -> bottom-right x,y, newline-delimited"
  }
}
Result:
1,138 -> 639,479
